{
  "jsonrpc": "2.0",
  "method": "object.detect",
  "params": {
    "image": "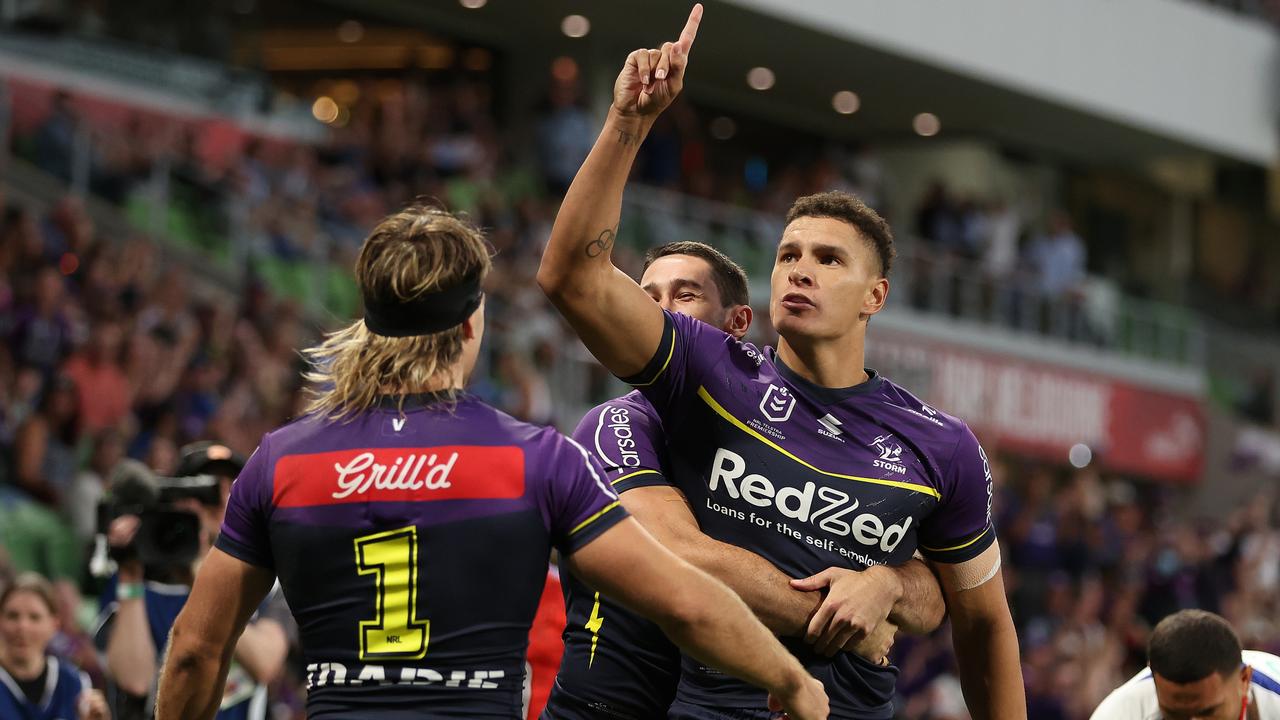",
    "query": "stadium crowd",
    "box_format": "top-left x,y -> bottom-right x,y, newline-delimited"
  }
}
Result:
2,72 -> 1279,719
